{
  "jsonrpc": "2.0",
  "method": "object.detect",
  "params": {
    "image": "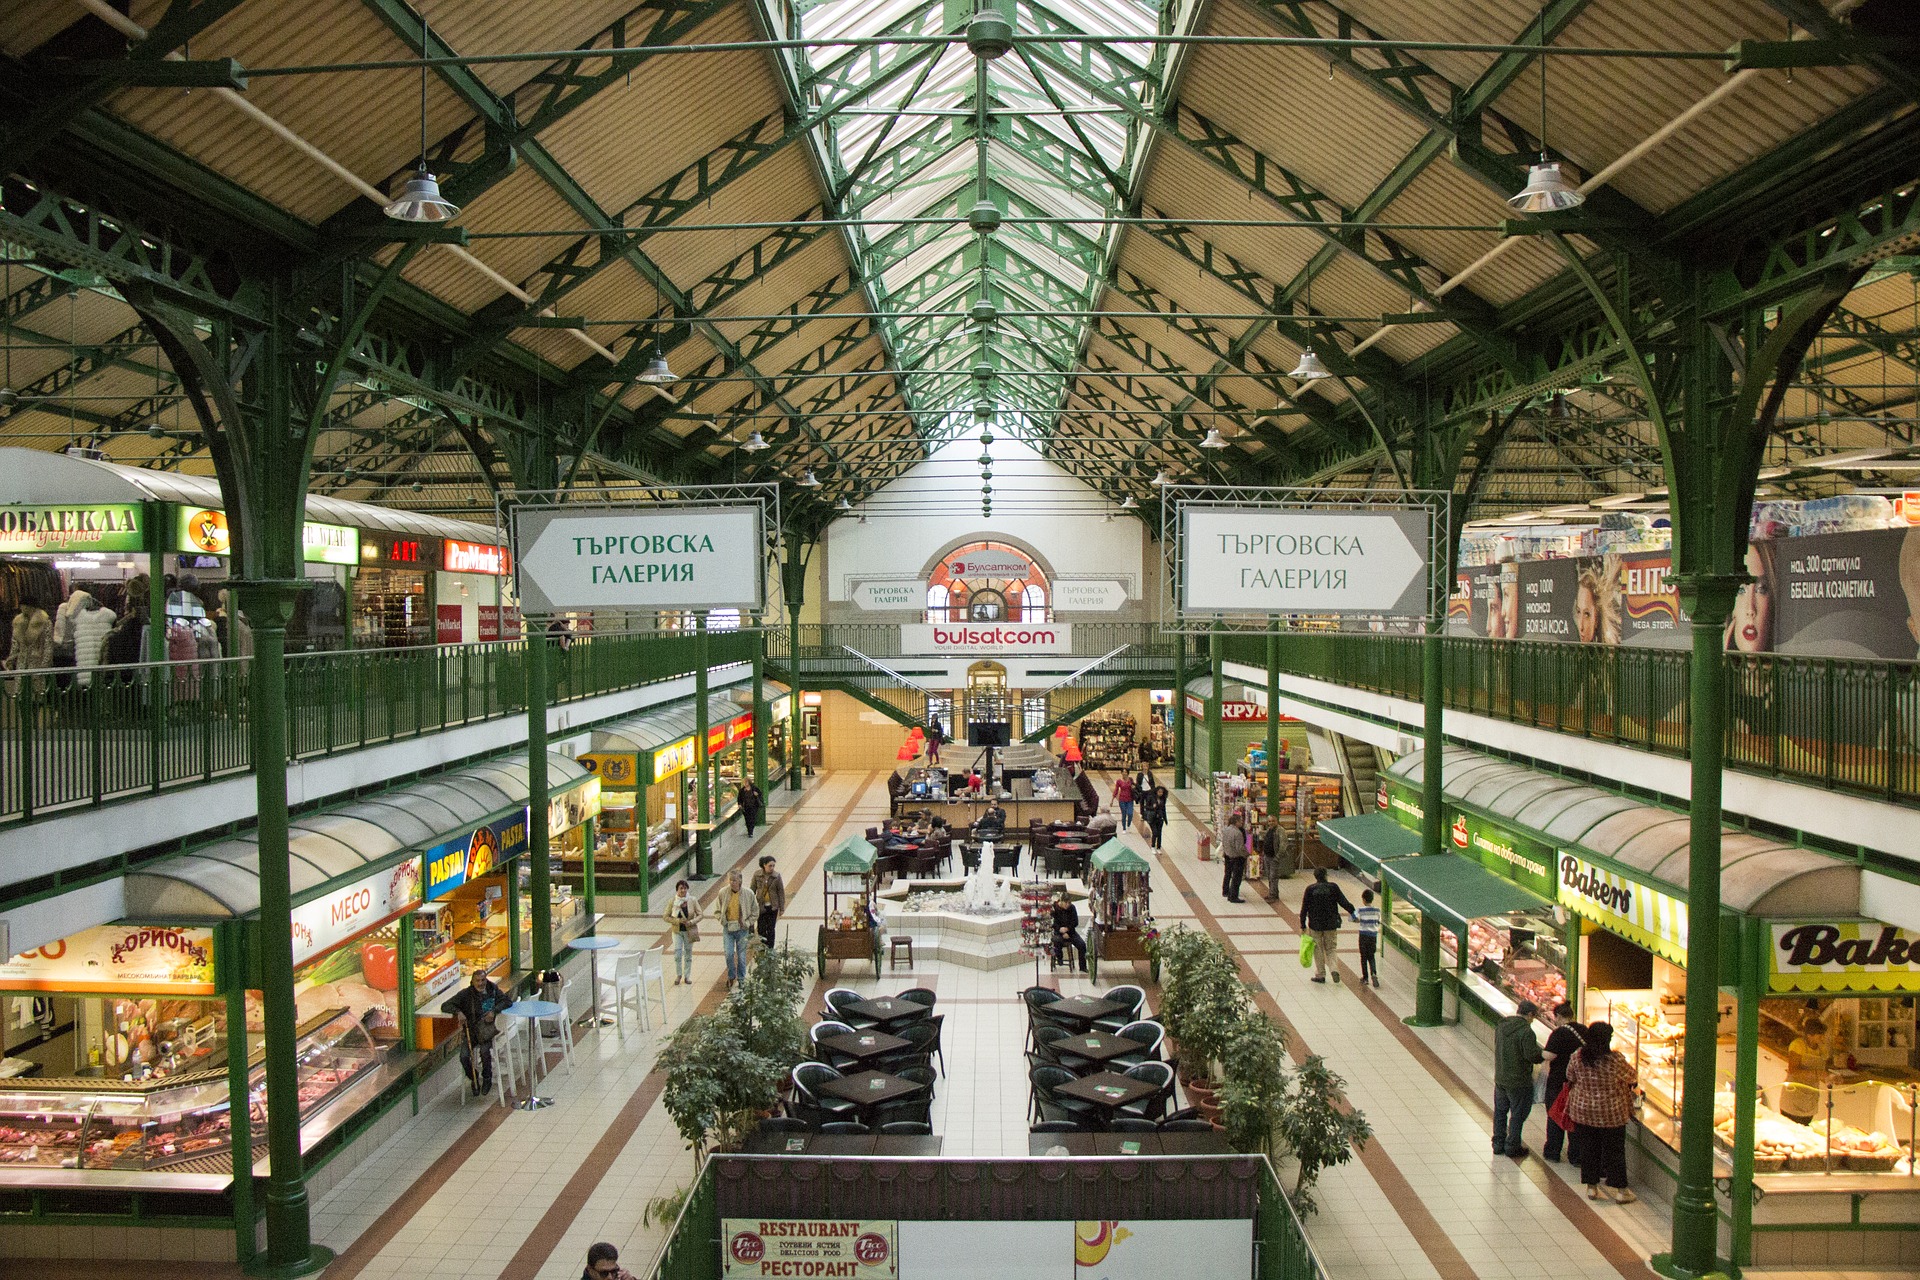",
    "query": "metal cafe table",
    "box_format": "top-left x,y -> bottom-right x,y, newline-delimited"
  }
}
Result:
814,1069 -> 928,1121
842,995 -> 929,1029
817,1030 -> 911,1064
1049,1032 -> 1142,1071
1041,995 -> 1123,1031
1052,1070 -> 1157,1113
